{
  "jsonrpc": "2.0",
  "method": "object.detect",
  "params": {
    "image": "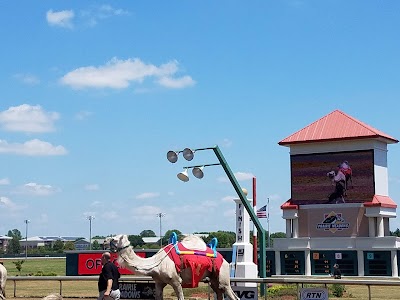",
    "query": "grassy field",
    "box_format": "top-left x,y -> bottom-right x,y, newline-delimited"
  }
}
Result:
2,258 -> 400,299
